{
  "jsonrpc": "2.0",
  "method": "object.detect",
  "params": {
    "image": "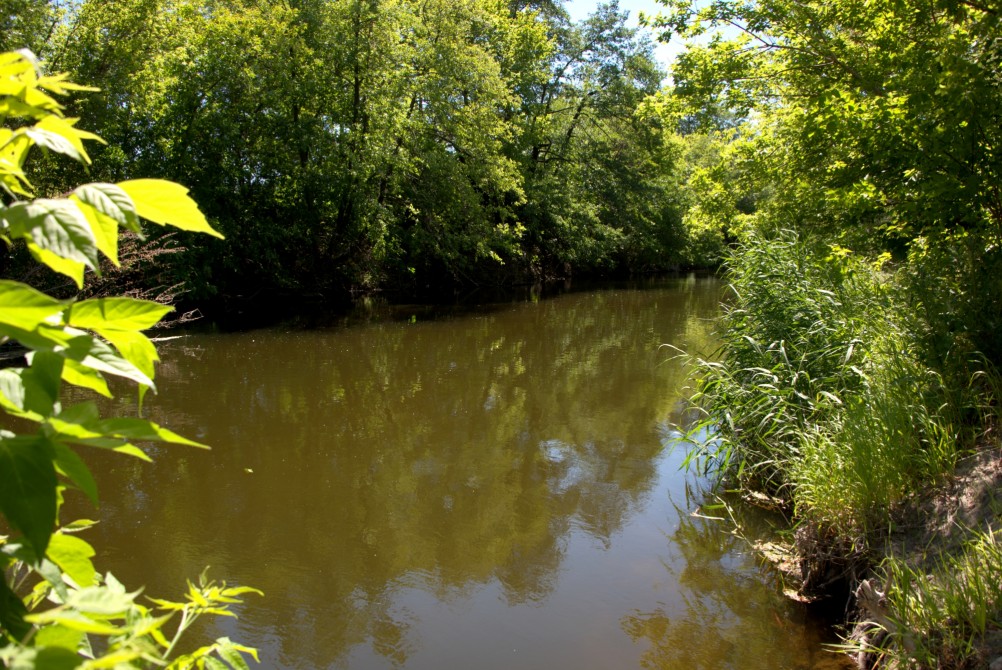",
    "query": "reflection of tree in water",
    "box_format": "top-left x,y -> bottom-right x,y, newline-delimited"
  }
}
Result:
71,279 -> 724,669
621,480 -> 846,670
